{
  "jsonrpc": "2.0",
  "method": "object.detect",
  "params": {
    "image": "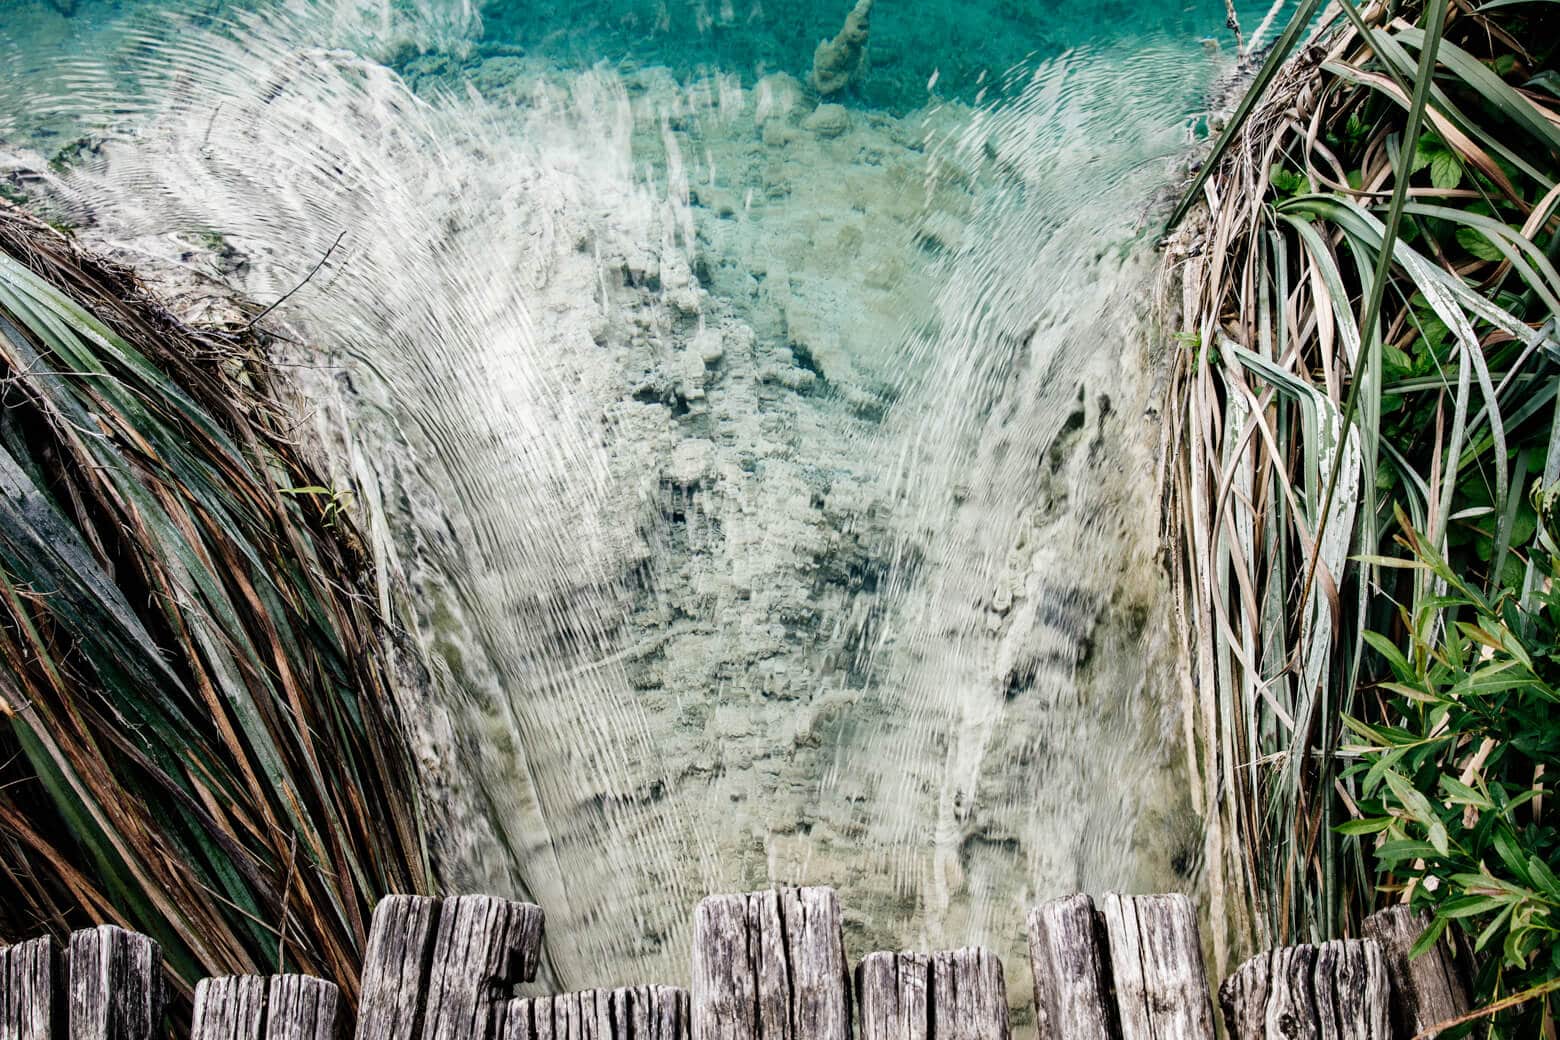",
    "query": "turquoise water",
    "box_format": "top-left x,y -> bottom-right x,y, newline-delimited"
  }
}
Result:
2,0 -> 1283,1026
431,0 -> 1235,109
